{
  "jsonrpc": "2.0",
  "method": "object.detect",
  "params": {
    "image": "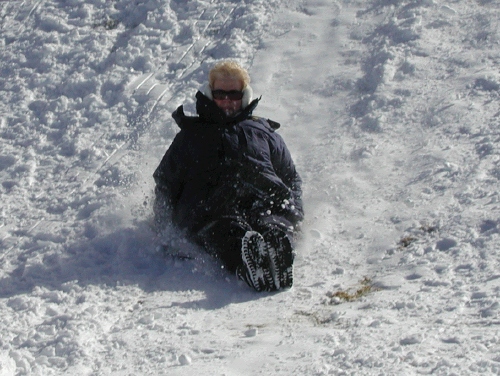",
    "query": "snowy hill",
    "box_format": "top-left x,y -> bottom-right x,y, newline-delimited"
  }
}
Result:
1,0 -> 500,374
